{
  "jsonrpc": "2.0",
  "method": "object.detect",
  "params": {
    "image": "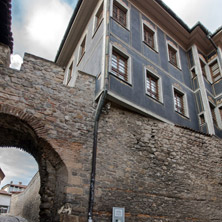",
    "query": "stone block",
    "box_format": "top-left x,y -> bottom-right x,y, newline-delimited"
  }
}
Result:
66,187 -> 84,195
